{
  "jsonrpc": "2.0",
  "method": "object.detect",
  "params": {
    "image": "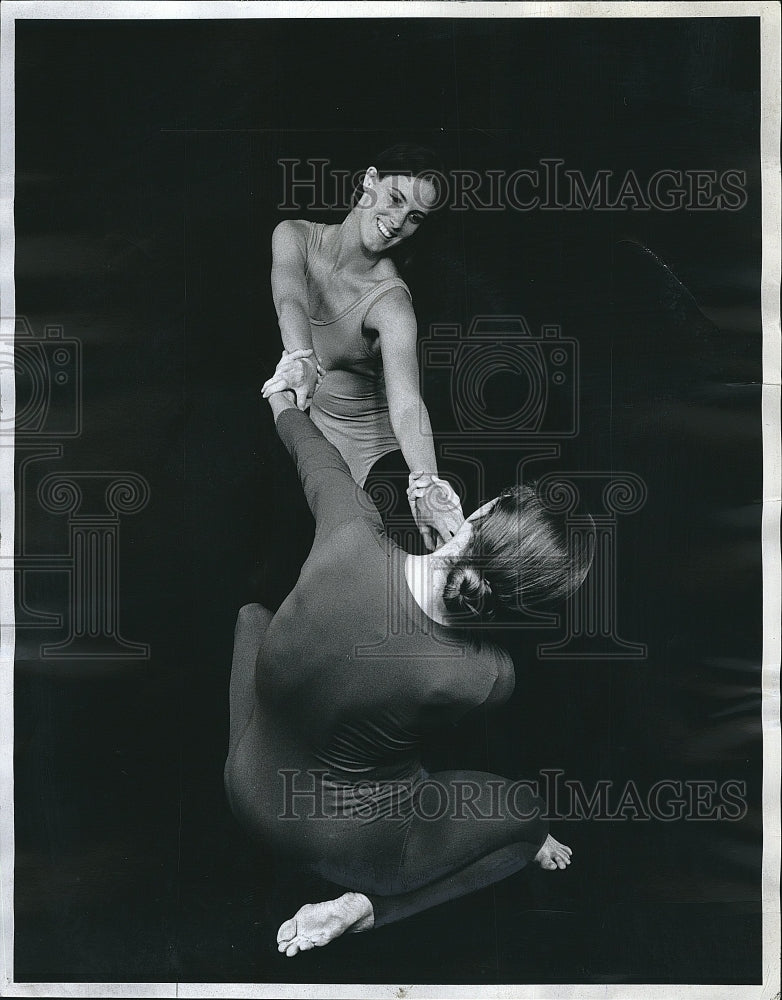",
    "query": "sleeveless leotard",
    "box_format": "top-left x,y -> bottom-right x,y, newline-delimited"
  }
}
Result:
304,221 -> 411,486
